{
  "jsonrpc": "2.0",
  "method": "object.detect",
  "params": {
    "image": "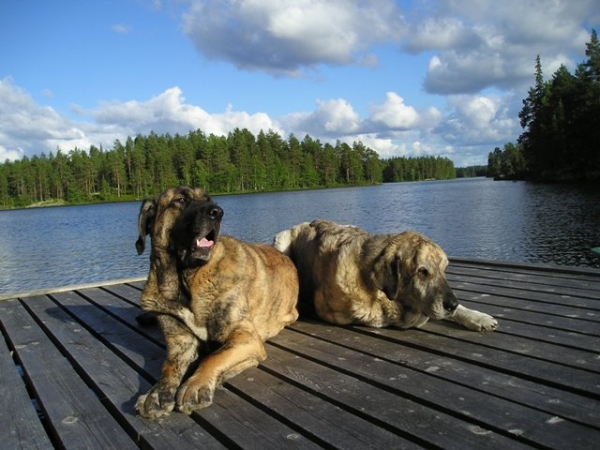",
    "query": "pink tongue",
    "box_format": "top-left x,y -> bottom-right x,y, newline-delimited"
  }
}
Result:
197,238 -> 214,248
